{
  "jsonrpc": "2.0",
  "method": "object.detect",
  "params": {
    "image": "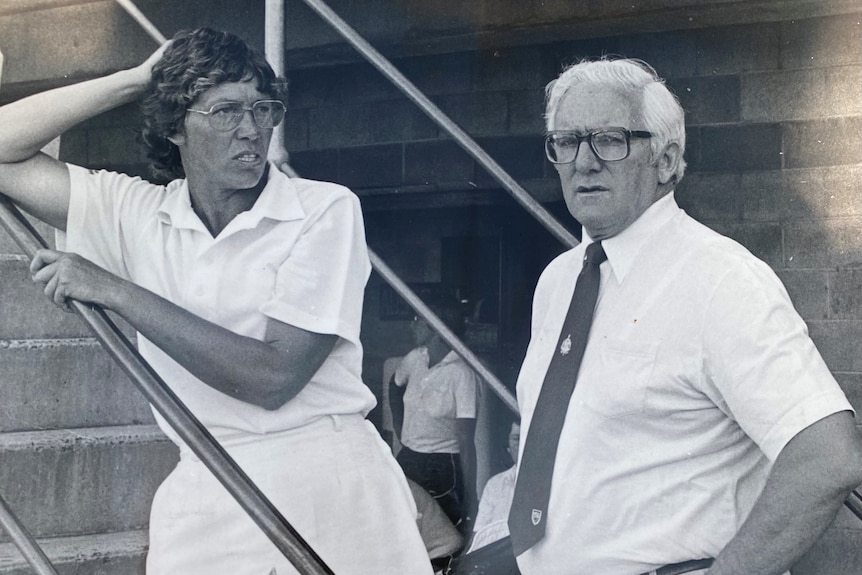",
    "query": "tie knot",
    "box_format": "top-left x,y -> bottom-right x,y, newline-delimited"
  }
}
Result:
584,241 -> 607,266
